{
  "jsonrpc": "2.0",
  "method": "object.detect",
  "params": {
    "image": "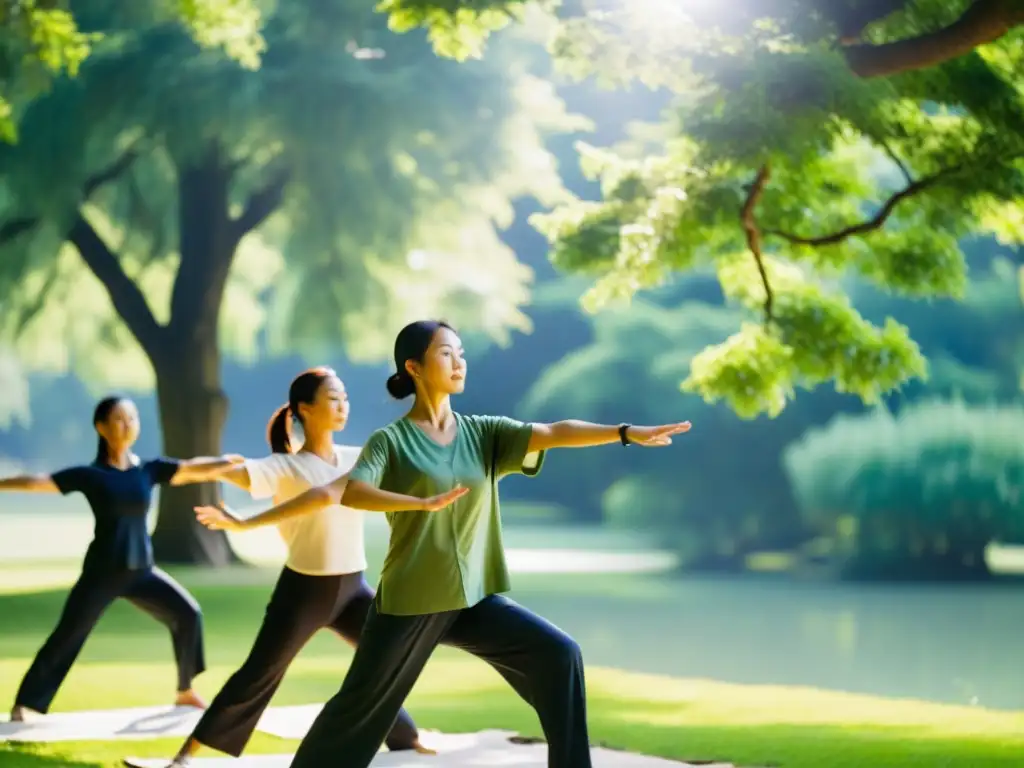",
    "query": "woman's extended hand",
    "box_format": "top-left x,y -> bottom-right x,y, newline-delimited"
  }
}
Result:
194,503 -> 245,532
626,421 -> 692,447
419,486 -> 470,512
